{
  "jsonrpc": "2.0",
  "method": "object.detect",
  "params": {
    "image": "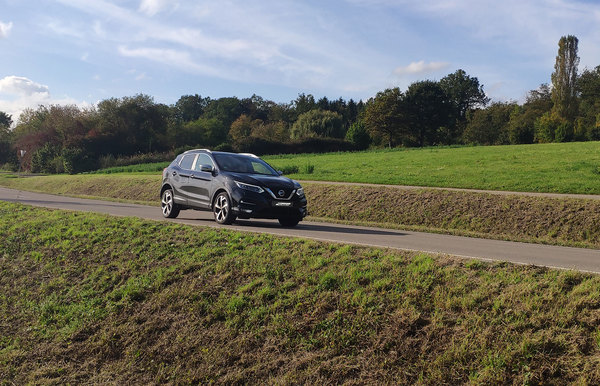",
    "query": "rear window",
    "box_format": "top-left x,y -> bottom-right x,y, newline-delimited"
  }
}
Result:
179,154 -> 196,170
